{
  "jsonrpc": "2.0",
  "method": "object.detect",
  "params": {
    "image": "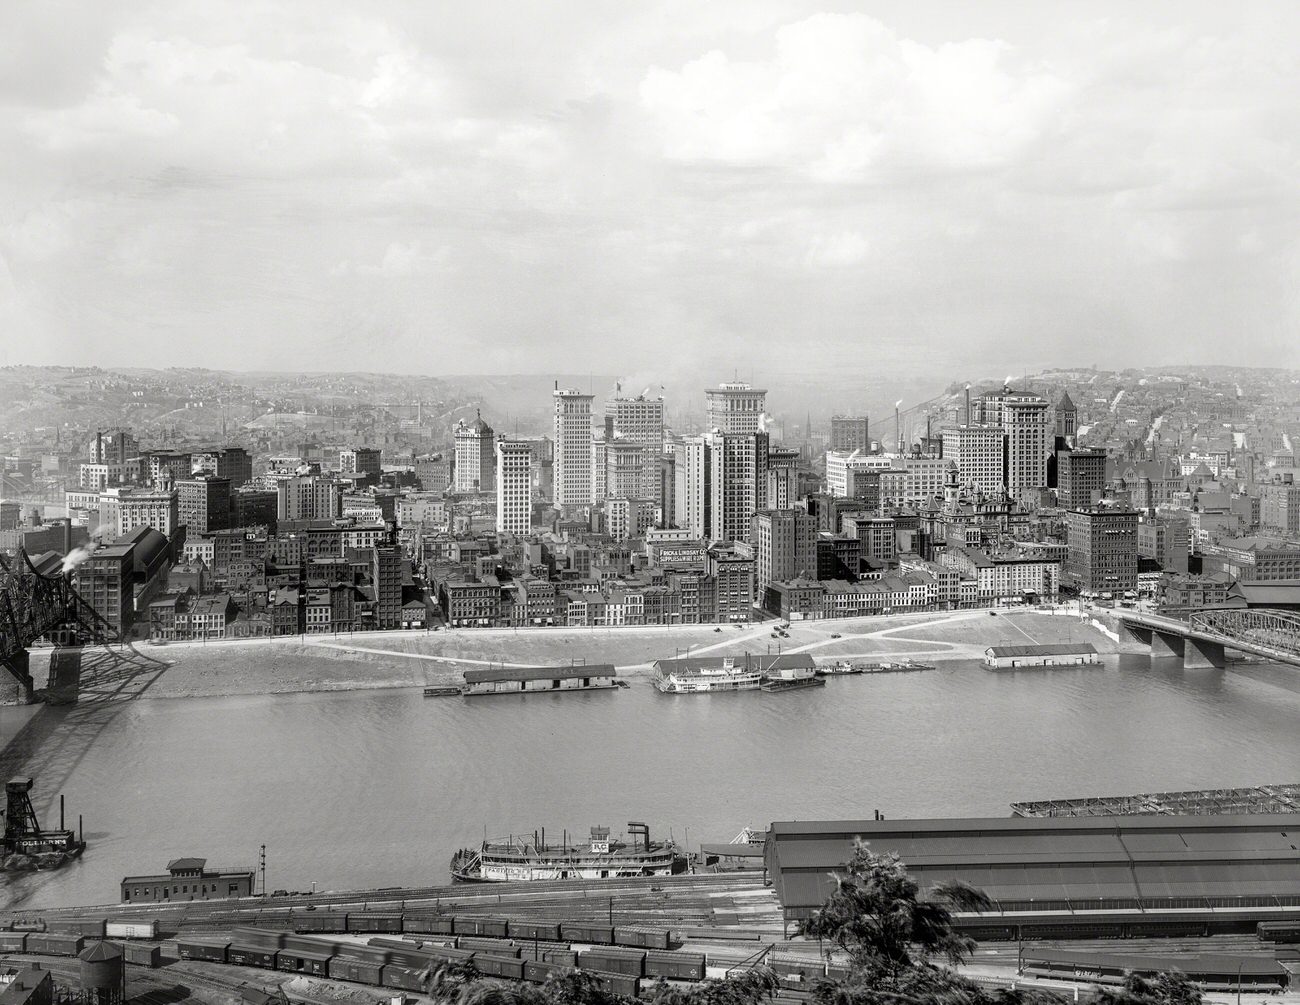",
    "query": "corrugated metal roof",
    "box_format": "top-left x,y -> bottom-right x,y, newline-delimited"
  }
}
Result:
462,665 -> 617,684
765,814 -> 1300,912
